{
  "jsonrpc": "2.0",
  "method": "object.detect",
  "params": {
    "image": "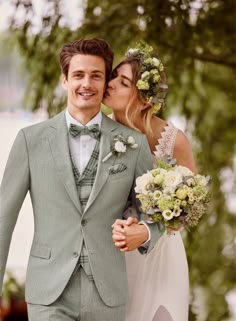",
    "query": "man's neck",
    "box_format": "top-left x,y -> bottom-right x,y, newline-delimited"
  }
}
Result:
68,108 -> 101,125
